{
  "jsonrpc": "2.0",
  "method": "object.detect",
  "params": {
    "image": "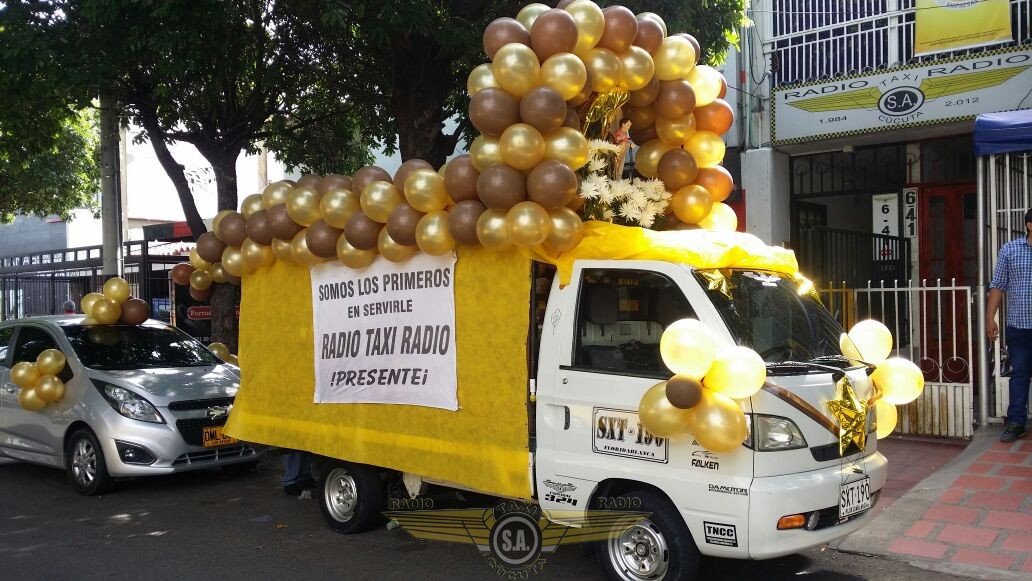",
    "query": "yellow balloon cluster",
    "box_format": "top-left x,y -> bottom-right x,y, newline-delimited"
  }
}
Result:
12,349 -> 67,411
80,277 -> 151,326
640,318 -> 766,452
